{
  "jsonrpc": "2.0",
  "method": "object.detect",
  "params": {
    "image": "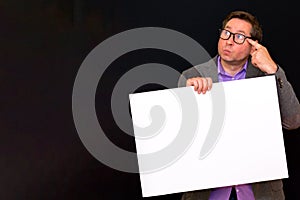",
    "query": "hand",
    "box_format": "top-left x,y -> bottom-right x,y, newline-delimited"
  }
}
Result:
186,77 -> 212,94
247,38 -> 278,74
